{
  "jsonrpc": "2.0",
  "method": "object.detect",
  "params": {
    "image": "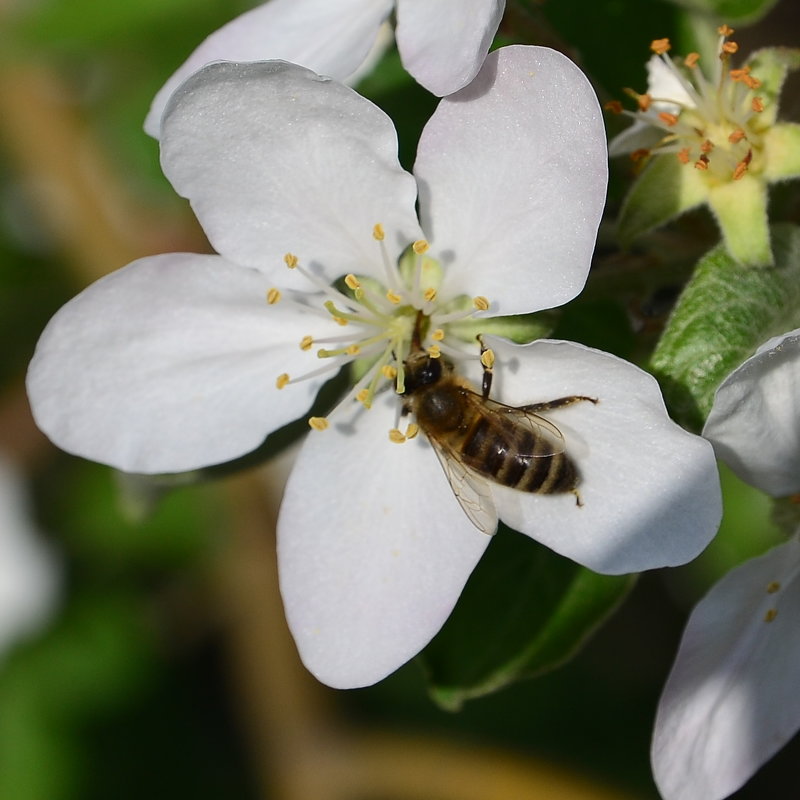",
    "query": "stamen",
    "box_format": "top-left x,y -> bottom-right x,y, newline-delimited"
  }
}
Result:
424,287 -> 437,302
431,328 -> 445,341
308,416 -> 329,431
732,150 -> 752,180
356,388 -> 372,408
382,364 -> 398,380
386,290 -> 402,304
604,100 -> 623,114
752,96 -> 765,113
764,608 -> 778,623
767,581 -> 781,594
276,373 -> 290,390
650,38 -> 671,55
427,344 -> 442,358
413,240 -> 429,254
722,41 -> 739,56
344,274 -> 361,290
405,423 -> 420,440
300,335 -> 314,351
684,52 -> 700,68
473,296 -> 490,311
480,348 -> 496,370
728,129 -> 746,143
658,112 -> 679,126
718,24 -> 735,36
677,147 -> 691,164
266,288 -> 282,305
373,223 -> 385,241
631,148 -> 651,162
388,428 -> 407,443
284,253 -> 299,268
